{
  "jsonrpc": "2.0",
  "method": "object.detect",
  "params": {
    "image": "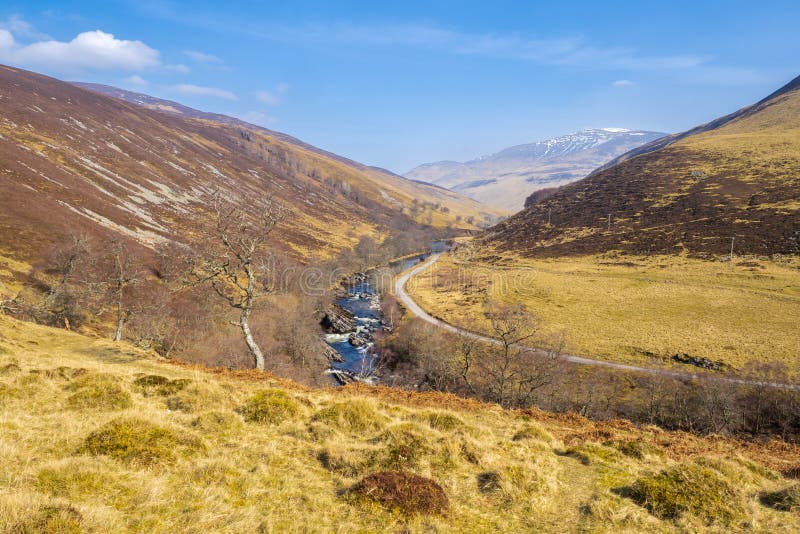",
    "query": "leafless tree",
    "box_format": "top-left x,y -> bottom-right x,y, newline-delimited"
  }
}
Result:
461,302 -> 563,408
103,241 -> 142,342
184,193 -> 287,370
